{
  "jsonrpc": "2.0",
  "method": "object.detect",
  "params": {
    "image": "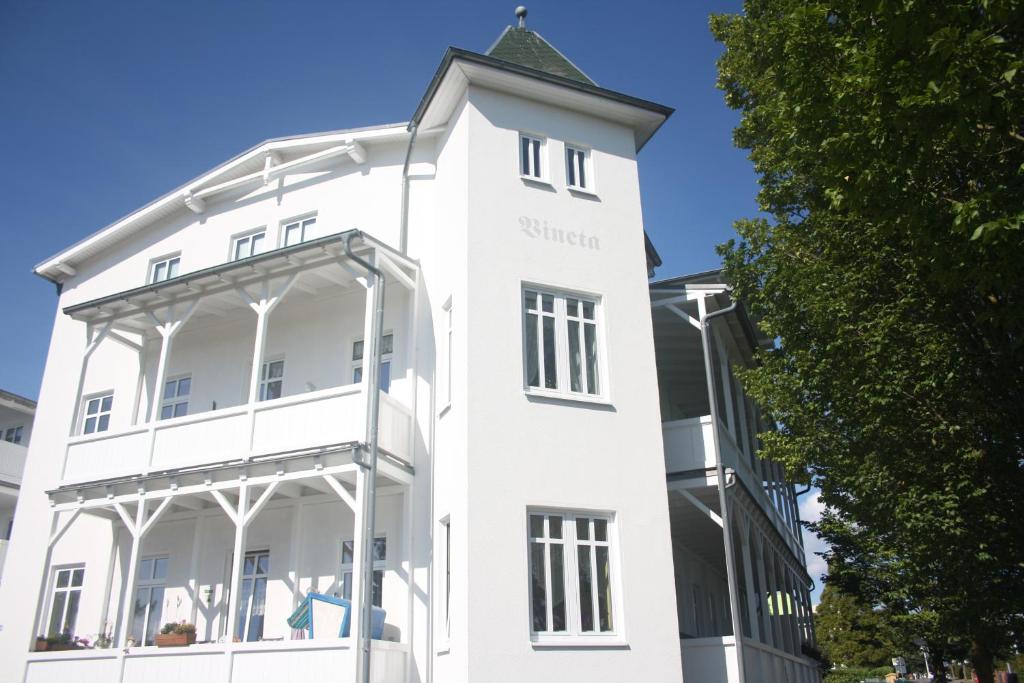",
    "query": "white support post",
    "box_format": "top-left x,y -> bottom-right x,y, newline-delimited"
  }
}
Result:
738,512 -> 761,642
350,464 -> 367,652
289,503 -> 304,610
116,501 -> 147,648
224,483 -> 250,642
